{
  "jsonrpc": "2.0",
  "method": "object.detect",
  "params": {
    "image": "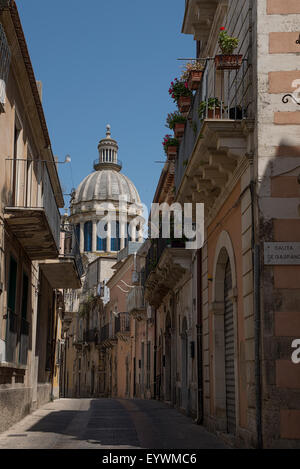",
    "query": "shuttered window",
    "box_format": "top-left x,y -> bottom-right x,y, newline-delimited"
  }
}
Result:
224,259 -> 236,434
